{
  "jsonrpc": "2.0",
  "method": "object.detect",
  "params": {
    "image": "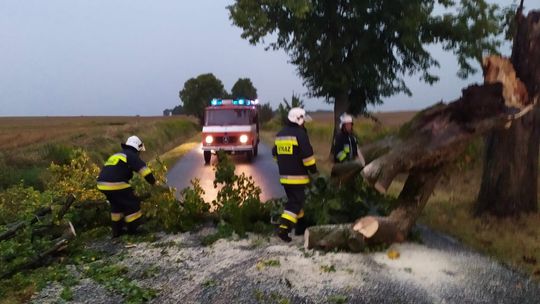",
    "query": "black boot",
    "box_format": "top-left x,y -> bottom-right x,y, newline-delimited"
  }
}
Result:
126,218 -> 146,235
294,217 -> 307,236
276,217 -> 294,243
111,221 -> 124,238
